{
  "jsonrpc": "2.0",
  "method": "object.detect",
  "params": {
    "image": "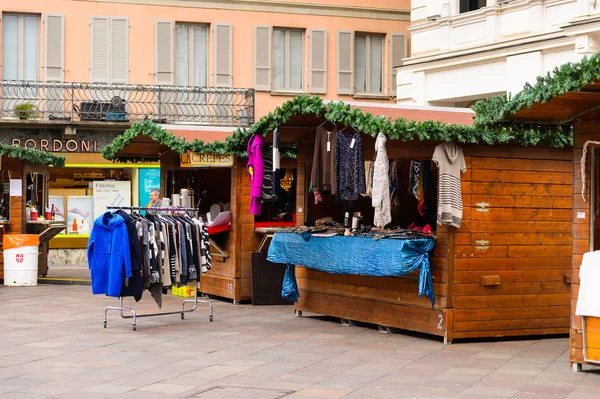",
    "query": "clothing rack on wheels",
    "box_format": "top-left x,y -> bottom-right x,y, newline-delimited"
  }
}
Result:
102,205 -> 213,331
